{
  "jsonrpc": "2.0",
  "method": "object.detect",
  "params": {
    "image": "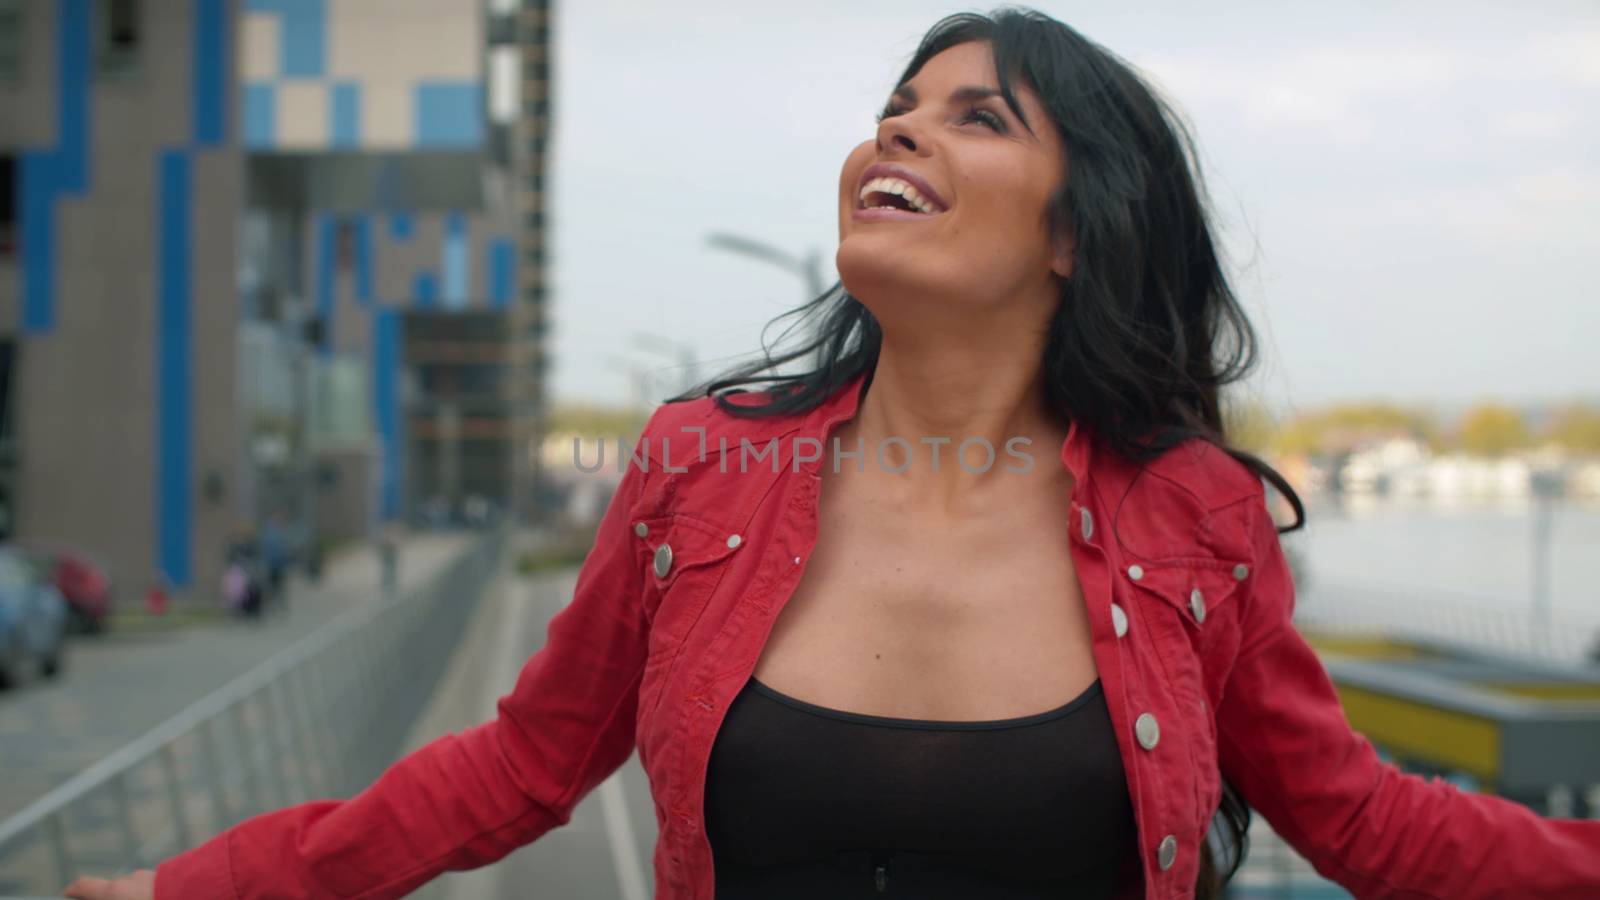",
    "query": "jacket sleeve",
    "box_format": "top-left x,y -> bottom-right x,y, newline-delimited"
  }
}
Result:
1214,490 -> 1600,899
154,417 -> 660,899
